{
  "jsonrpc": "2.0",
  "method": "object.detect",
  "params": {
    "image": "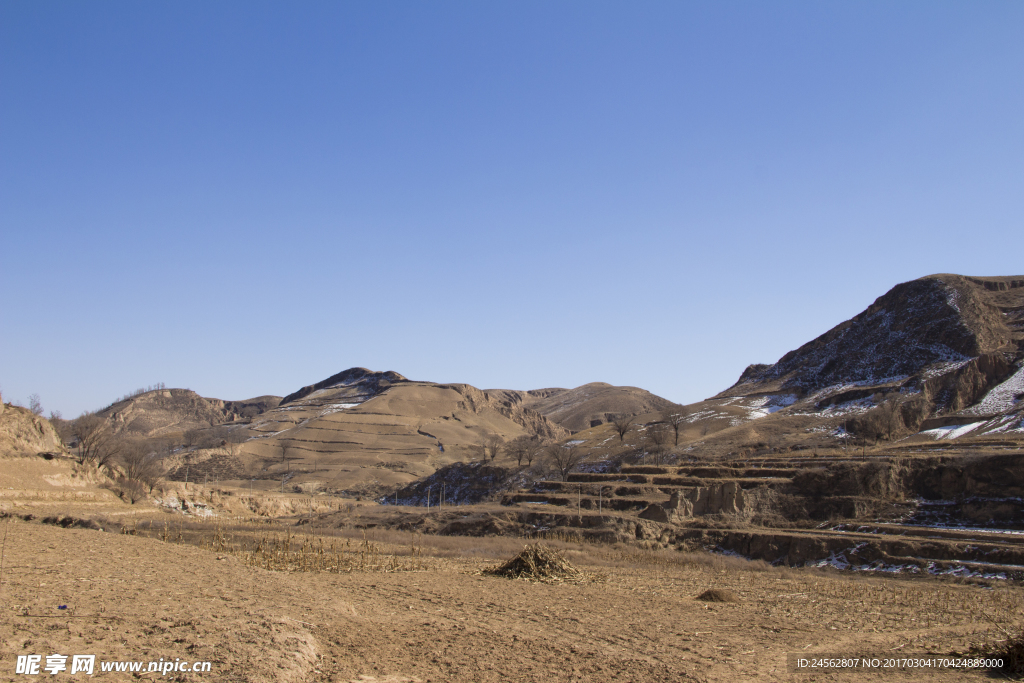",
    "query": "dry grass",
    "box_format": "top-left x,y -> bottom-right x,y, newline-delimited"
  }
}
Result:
130,517 -> 437,574
997,628 -> 1024,675
485,543 -> 587,583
